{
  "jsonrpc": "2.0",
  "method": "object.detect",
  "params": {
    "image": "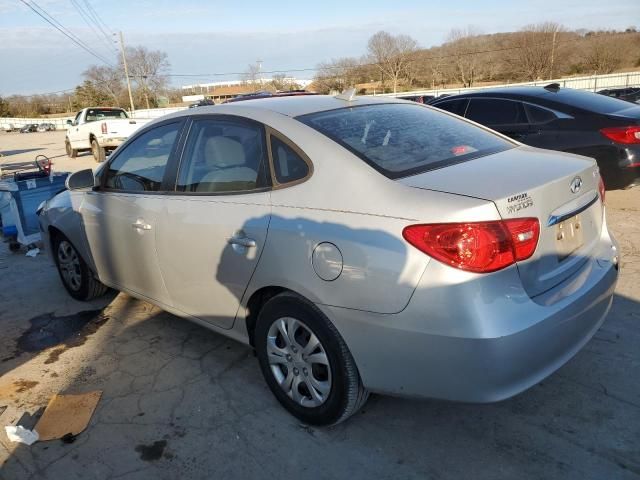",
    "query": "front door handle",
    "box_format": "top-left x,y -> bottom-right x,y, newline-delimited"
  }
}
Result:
228,235 -> 256,248
132,220 -> 152,231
